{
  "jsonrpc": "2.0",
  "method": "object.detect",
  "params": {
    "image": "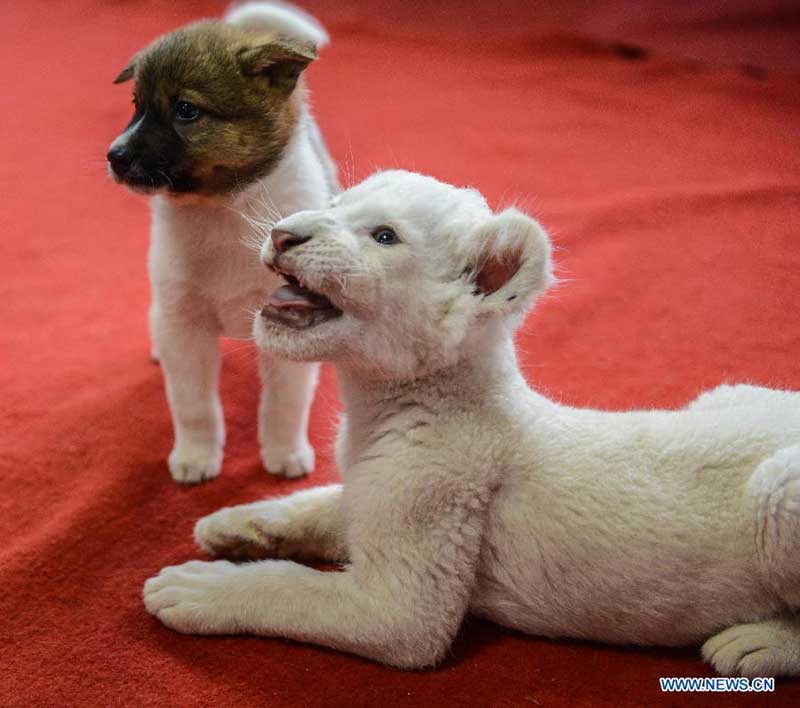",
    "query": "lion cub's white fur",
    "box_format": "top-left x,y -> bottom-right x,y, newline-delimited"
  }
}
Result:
144,171 -> 800,676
